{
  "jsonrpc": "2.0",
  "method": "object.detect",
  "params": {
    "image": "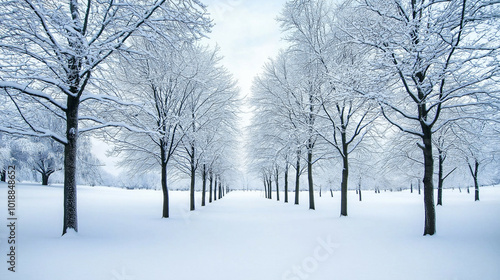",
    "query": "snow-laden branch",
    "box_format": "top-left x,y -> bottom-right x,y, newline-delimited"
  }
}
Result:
0,125 -> 67,145
380,106 -> 423,138
0,81 -> 67,111
80,93 -> 140,106
79,117 -> 157,135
